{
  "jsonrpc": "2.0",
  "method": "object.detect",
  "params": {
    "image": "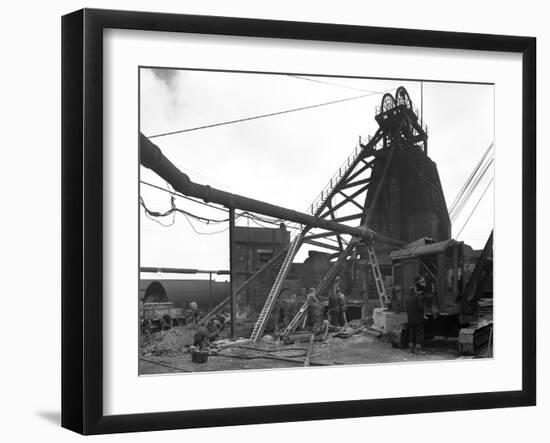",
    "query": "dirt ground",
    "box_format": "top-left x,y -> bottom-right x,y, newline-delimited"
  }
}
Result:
139,324 -> 490,375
